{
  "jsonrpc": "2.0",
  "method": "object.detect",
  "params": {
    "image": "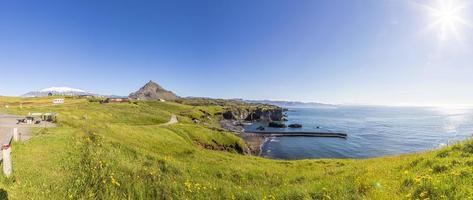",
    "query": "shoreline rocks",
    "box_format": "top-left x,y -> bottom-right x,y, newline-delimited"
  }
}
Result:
220,120 -> 245,133
239,132 -> 266,156
288,123 -> 302,128
268,122 -> 286,128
